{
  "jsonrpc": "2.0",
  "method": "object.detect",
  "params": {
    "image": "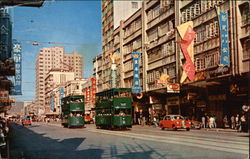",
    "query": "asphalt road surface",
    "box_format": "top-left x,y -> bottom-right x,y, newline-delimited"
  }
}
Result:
8,122 -> 249,159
